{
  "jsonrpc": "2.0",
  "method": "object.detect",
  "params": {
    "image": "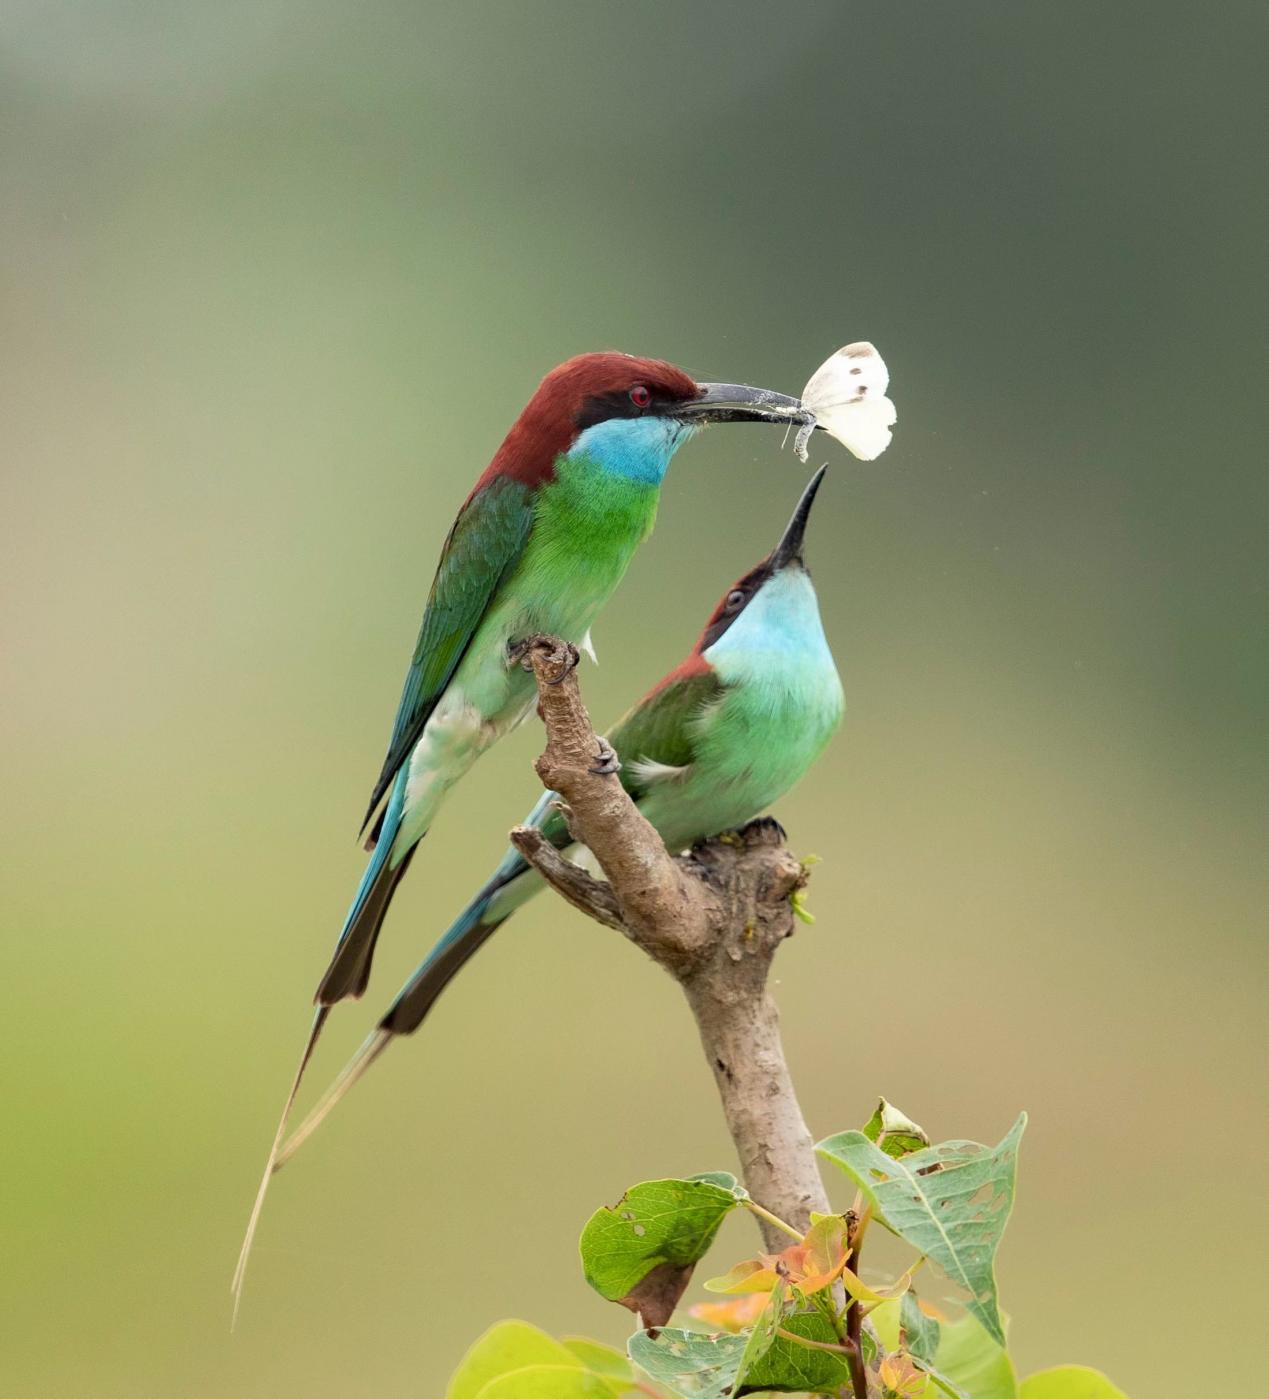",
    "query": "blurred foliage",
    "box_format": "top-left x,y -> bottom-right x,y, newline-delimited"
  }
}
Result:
2,2 -> 1265,1396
